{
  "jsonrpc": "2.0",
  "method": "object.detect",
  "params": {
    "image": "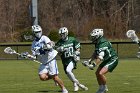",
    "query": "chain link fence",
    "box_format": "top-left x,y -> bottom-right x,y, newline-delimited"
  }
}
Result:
0,42 -> 139,60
